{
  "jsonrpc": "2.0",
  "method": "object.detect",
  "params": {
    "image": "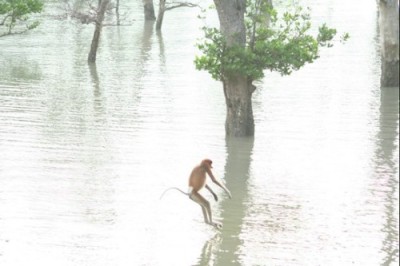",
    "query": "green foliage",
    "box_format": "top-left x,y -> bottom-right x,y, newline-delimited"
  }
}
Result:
195,27 -> 224,80
195,2 -> 347,81
317,23 -> 337,47
0,0 -> 43,36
